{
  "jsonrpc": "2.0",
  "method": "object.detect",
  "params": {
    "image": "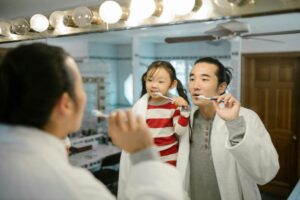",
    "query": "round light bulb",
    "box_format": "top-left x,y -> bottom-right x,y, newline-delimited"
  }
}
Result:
99,1 -> 122,24
30,14 -> 49,32
72,6 -> 93,27
214,0 -> 232,7
0,21 -> 11,36
171,0 -> 195,15
10,18 -> 30,35
49,11 -> 67,29
130,0 -> 156,20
